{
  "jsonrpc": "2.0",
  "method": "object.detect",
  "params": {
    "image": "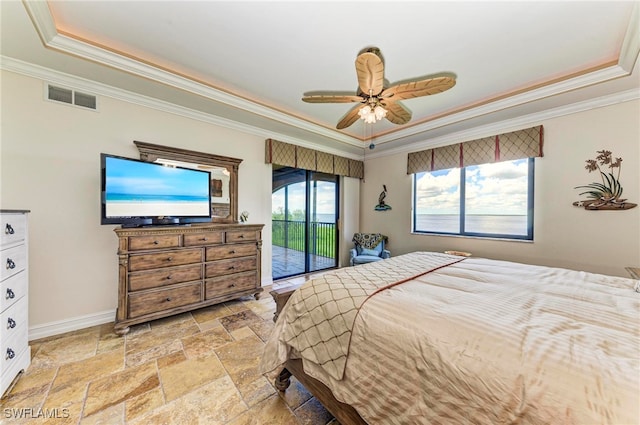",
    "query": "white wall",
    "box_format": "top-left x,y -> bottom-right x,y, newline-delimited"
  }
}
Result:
360,100 -> 640,277
0,70 -> 359,334
2,68 -> 637,336
340,176 -> 360,267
